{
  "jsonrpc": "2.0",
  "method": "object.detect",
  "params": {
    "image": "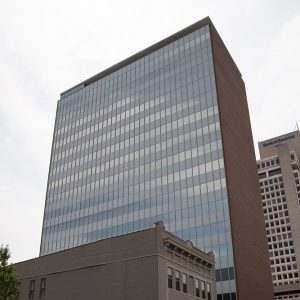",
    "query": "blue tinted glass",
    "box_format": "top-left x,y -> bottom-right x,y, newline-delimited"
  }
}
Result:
41,24 -> 235,296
